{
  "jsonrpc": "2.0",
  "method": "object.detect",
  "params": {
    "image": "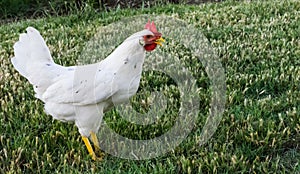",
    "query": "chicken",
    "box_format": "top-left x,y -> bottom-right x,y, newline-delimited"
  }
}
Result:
11,21 -> 165,160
